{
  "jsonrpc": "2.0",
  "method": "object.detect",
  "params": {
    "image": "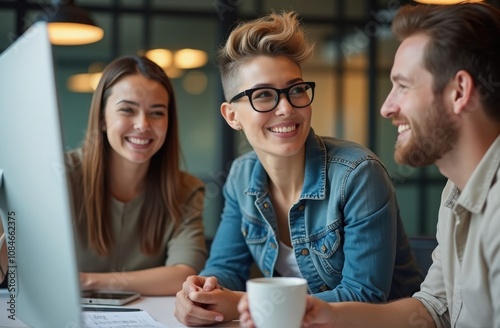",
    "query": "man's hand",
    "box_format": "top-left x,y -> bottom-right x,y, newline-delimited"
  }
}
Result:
237,293 -> 256,328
